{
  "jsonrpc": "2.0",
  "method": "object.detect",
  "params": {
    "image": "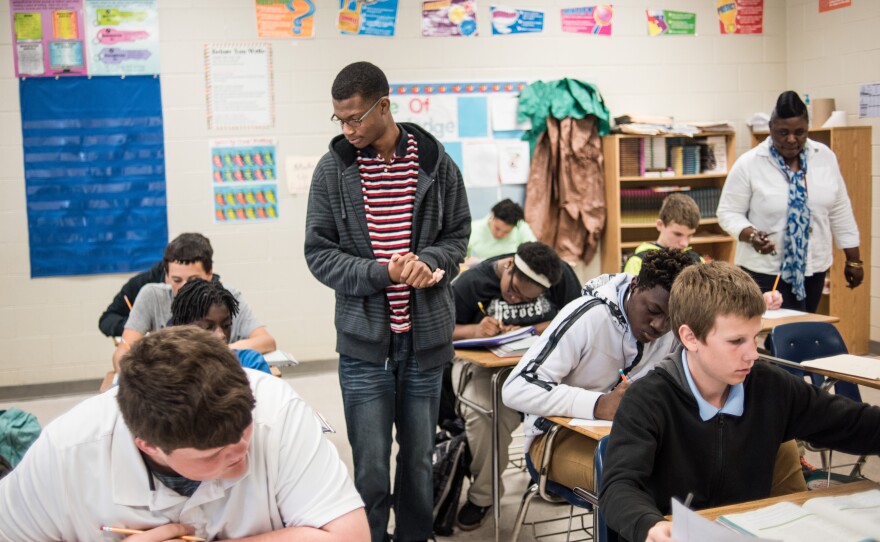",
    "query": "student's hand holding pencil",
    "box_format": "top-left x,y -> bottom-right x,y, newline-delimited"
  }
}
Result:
593,377 -> 630,421
476,316 -> 507,337
763,290 -> 782,310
